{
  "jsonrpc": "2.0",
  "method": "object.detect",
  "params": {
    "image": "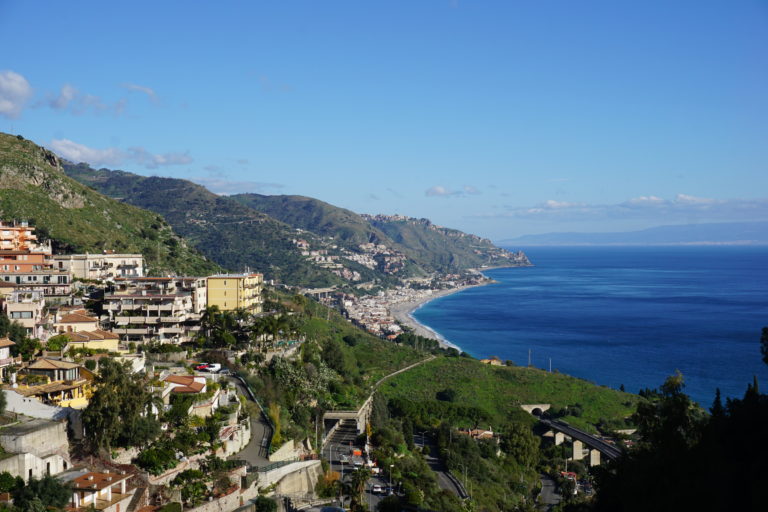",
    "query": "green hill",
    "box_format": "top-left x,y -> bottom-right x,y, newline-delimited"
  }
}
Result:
380,357 -> 639,432
63,163 -> 347,287
0,133 -> 218,276
231,193 -> 388,246
233,194 -> 531,273
365,214 -> 531,272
